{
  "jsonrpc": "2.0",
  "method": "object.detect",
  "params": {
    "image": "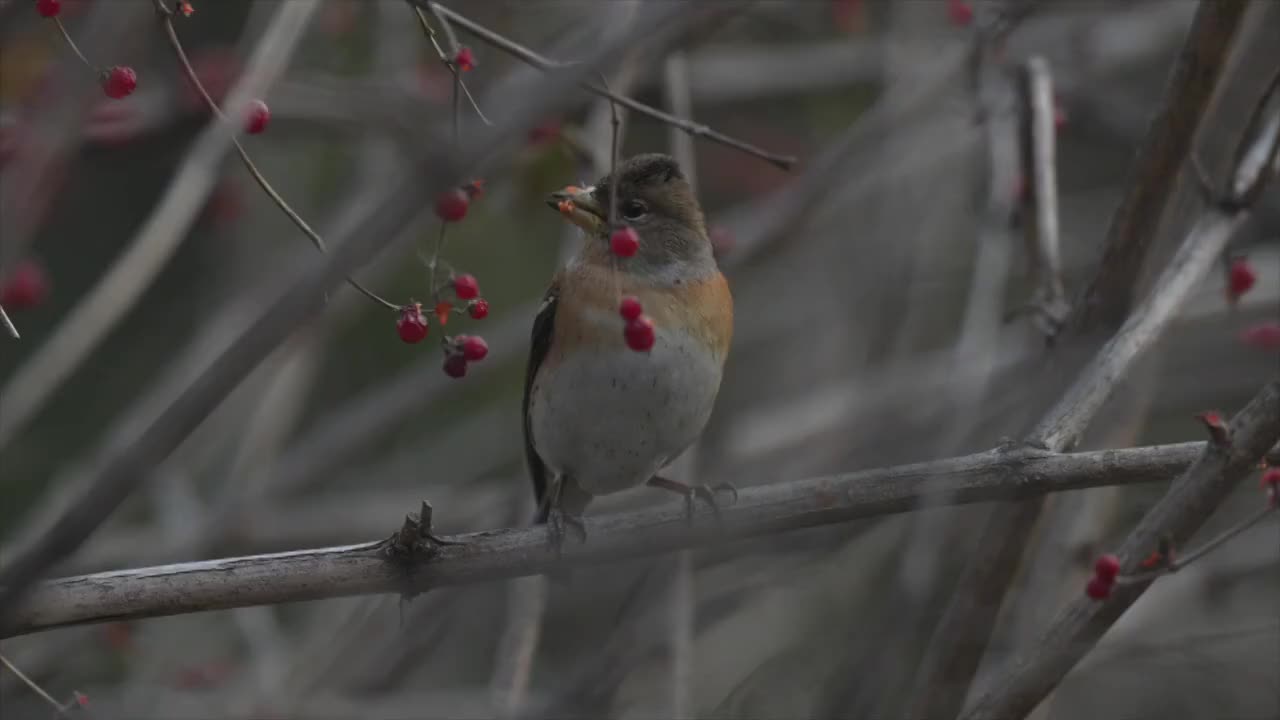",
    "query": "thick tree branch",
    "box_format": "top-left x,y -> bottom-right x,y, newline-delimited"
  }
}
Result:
962,378 -> 1280,720
910,46 -> 1280,716
1072,0 -> 1249,331
4,442 -> 1204,637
